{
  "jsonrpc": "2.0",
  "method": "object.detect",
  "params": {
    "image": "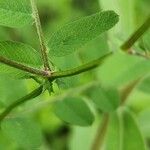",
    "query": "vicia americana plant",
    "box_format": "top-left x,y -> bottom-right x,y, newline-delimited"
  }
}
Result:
0,0 -> 150,150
